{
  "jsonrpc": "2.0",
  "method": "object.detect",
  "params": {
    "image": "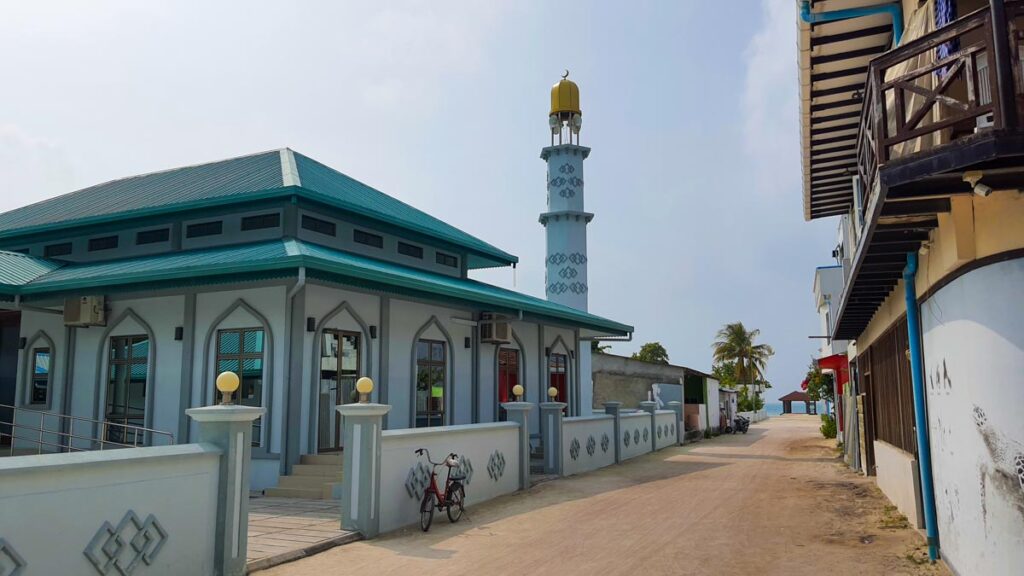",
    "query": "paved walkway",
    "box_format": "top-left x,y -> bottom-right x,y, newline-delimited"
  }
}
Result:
257,416 -> 949,575
246,497 -> 359,571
